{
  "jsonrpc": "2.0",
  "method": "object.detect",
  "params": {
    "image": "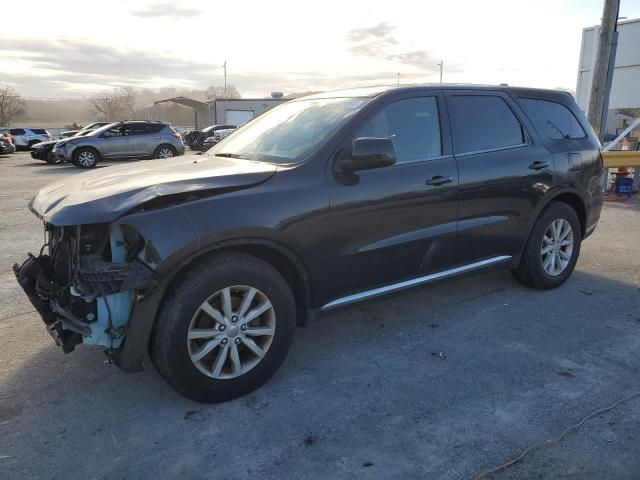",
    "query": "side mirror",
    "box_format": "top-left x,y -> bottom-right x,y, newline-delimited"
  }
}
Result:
344,137 -> 396,172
